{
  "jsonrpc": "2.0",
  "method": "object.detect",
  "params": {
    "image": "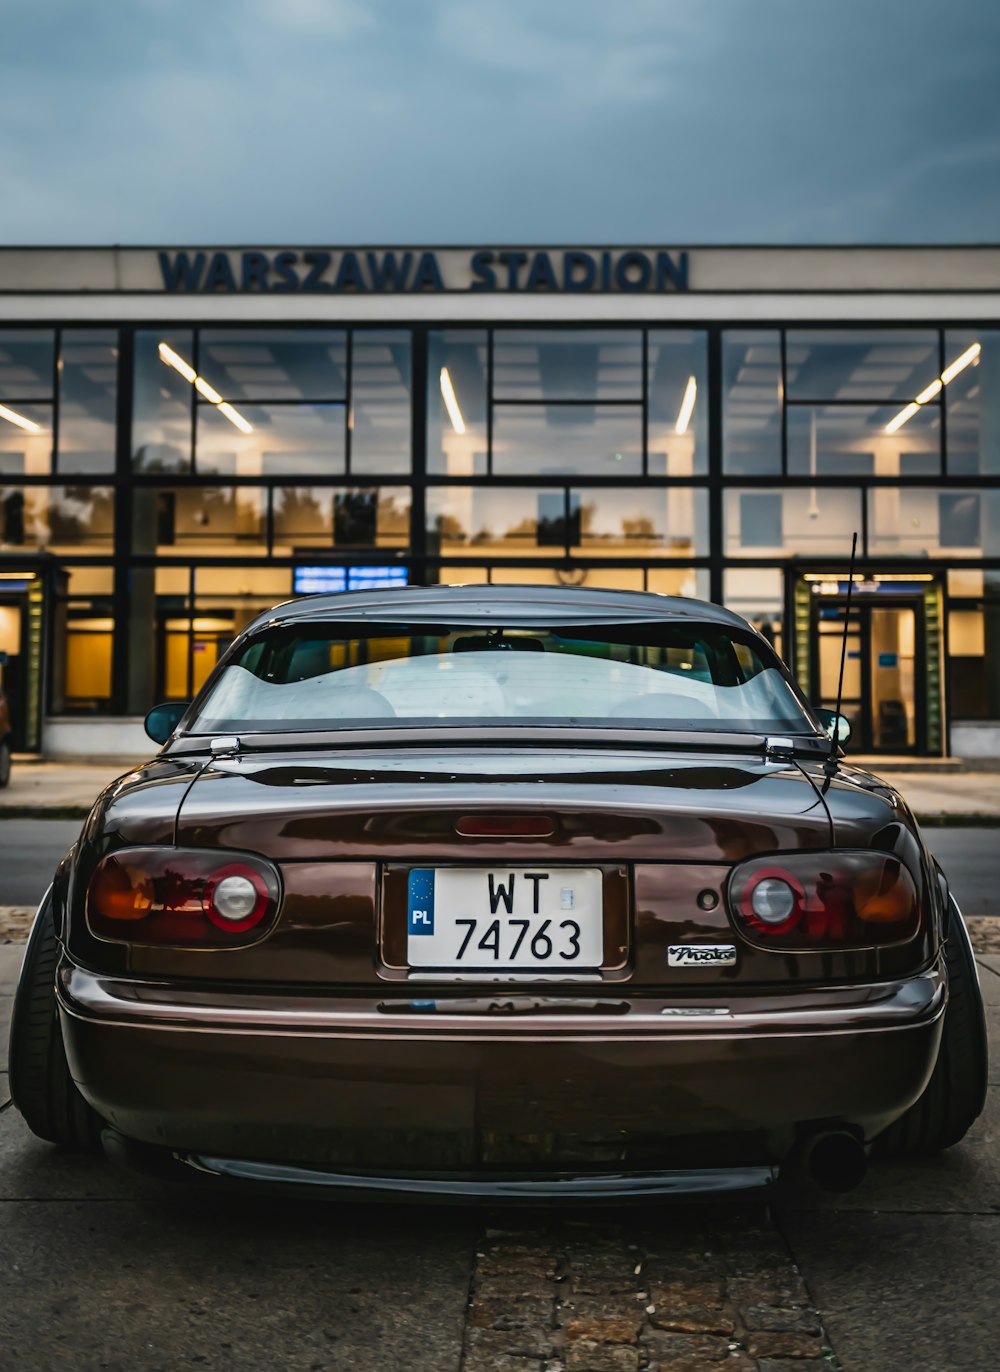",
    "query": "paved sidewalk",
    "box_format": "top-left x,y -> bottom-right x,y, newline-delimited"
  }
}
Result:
1,758 -> 998,823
